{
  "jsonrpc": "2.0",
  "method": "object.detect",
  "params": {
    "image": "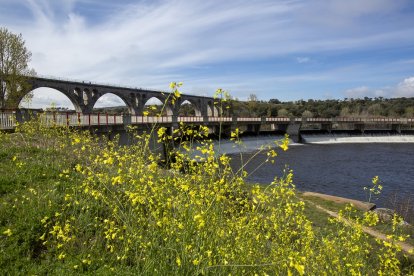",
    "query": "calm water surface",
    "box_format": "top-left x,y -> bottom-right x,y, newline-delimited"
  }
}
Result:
229,143 -> 414,207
